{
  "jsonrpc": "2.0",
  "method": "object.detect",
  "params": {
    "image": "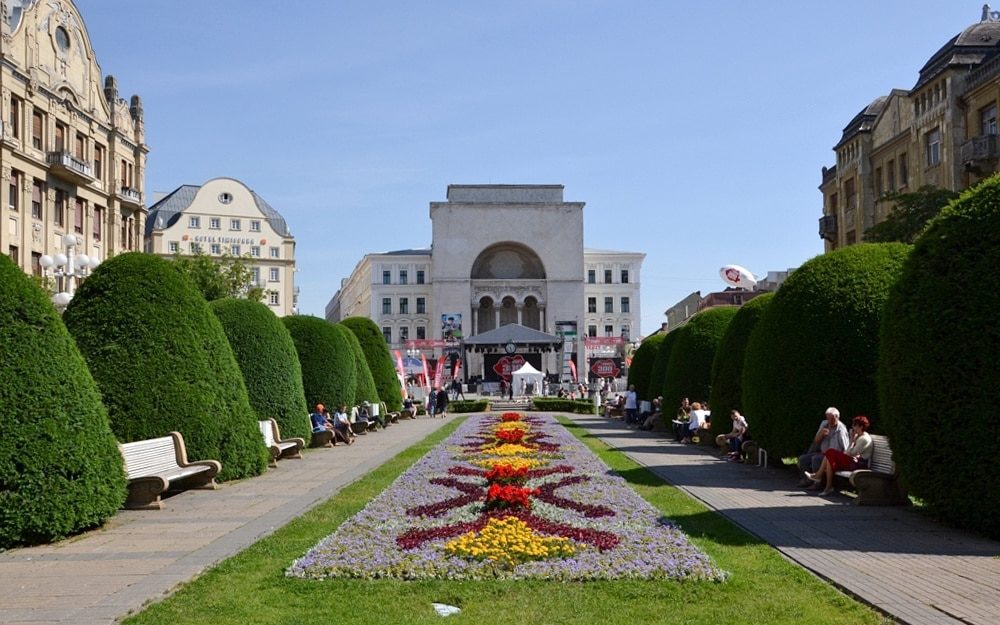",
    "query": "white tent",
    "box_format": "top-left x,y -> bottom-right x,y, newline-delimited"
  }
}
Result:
511,361 -> 545,396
